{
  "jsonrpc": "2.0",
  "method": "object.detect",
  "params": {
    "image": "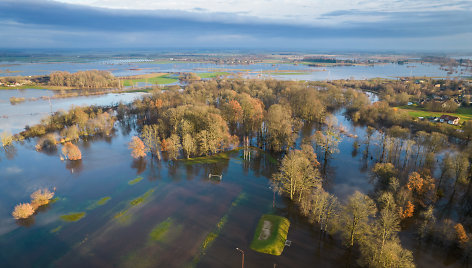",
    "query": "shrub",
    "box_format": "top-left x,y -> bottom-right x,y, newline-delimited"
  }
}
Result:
0,131 -> 14,147
35,133 -> 57,151
30,188 -> 55,209
12,203 -> 35,219
62,142 -> 82,160
129,136 -> 147,158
